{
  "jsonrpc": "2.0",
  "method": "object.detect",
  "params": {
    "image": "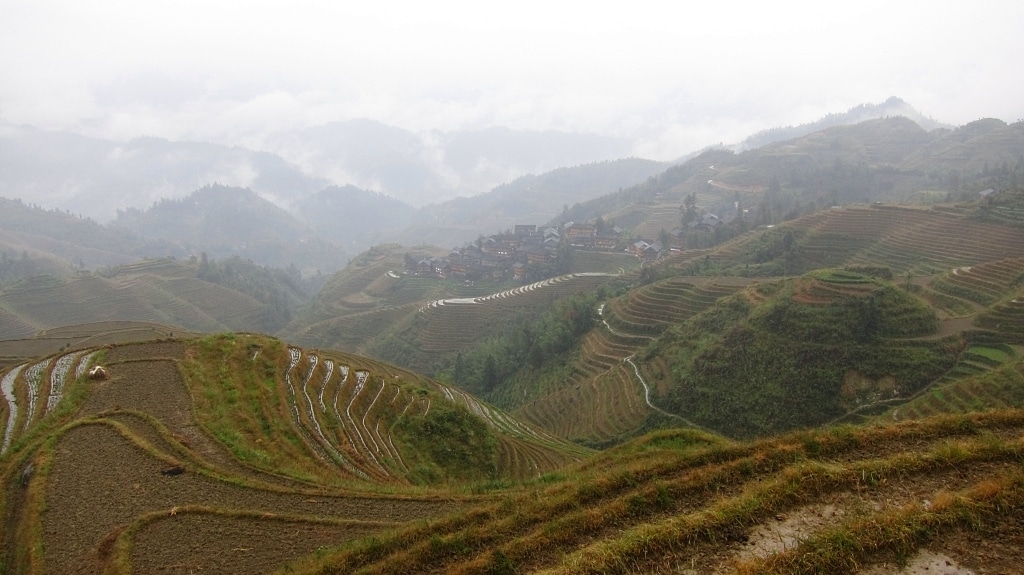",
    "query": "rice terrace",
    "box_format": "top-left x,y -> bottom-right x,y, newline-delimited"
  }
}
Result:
3,116 -> 1024,573
4,200 -> 1024,573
